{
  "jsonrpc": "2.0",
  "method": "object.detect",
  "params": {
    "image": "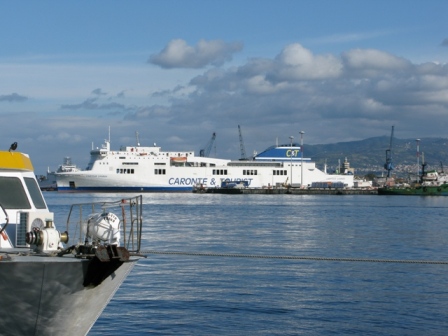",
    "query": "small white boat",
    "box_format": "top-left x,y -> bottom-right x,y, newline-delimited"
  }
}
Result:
0,143 -> 143,335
